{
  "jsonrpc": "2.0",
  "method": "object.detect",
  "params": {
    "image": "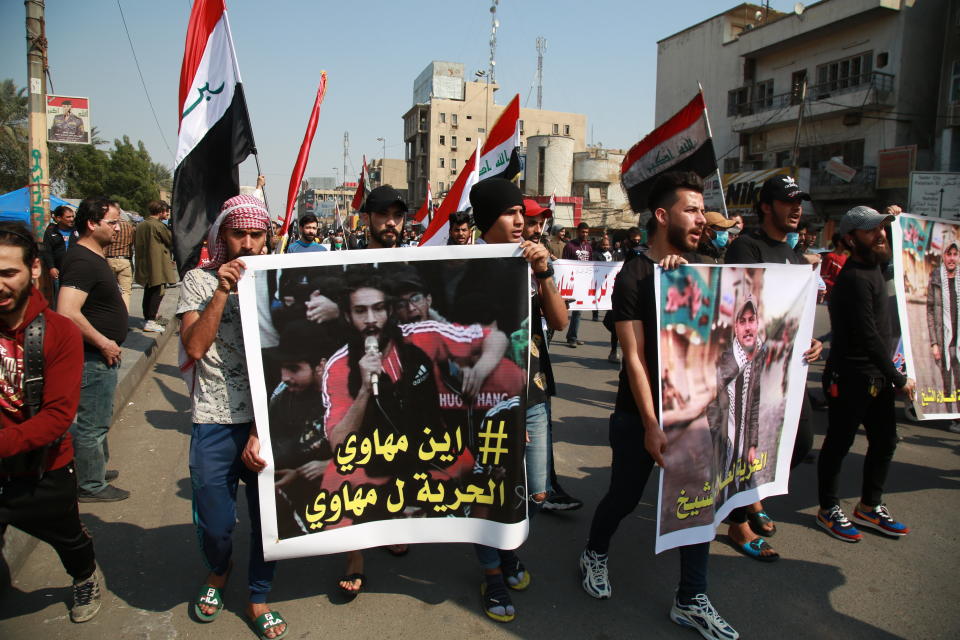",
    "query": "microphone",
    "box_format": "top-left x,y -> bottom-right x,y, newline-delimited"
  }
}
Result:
364,335 -> 380,397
